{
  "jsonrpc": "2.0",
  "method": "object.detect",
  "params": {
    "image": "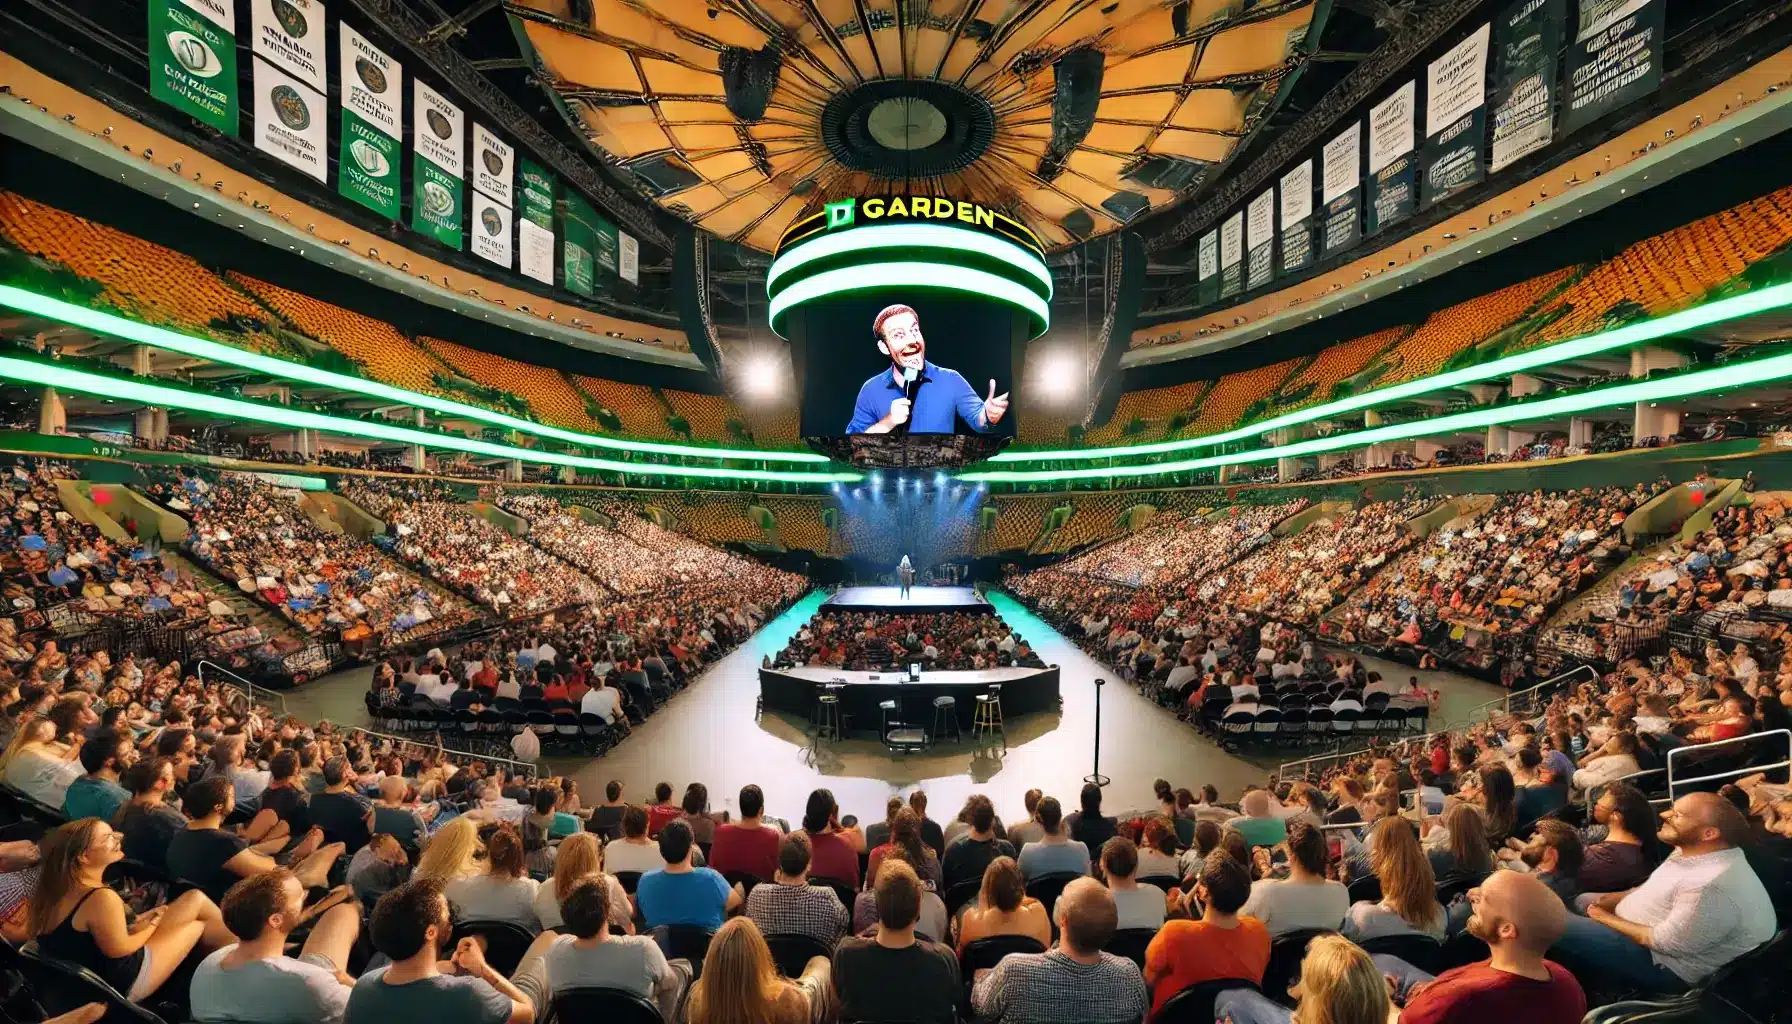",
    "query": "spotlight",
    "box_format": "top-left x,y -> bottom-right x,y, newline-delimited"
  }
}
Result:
870,472 -> 882,487
934,471 -> 947,487
742,354 -> 781,398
